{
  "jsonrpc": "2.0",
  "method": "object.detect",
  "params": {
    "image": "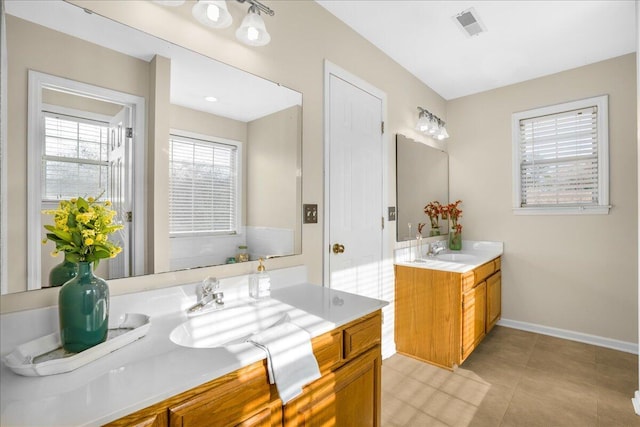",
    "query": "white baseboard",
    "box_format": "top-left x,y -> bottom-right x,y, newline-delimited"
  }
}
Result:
497,318 -> 638,355
632,391 -> 640,416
